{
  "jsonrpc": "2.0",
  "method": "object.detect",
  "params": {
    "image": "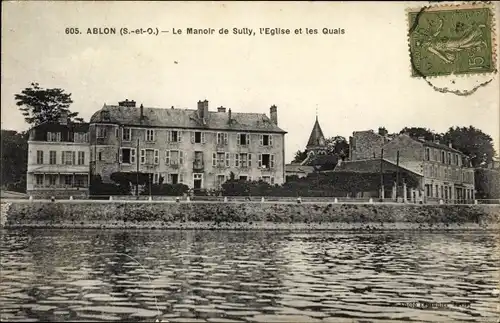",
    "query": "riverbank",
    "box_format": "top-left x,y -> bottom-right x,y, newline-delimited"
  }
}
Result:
1,200 -> 499,230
